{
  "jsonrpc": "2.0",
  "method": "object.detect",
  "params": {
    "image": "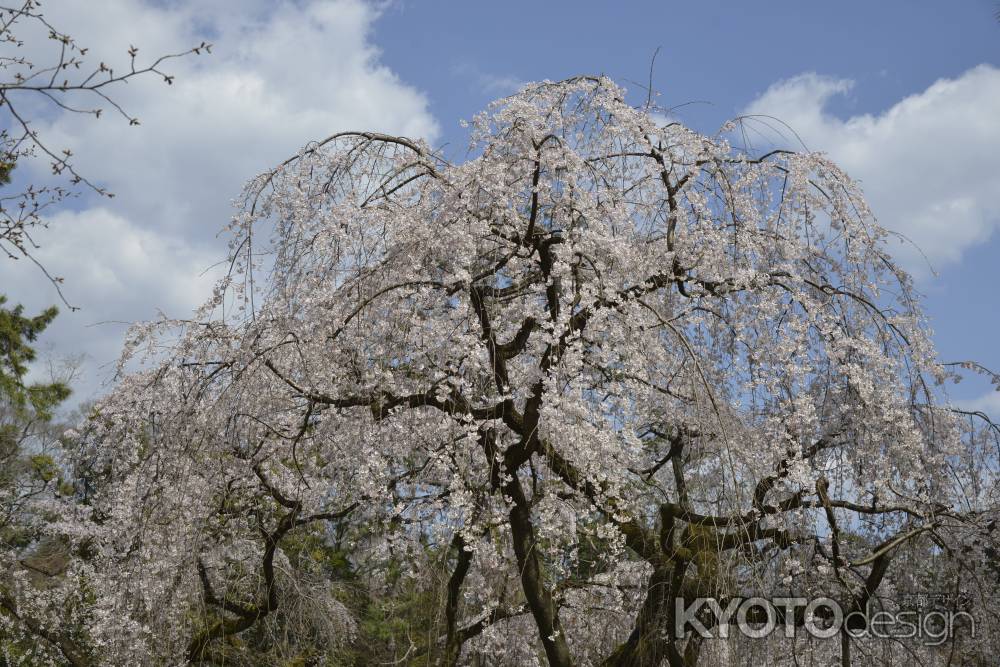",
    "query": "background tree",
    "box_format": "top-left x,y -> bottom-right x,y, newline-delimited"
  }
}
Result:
0,297 -> 82,666
40,76 -> 1000,666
